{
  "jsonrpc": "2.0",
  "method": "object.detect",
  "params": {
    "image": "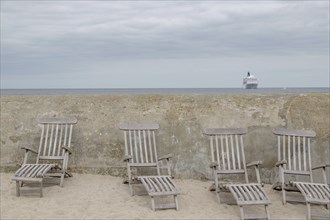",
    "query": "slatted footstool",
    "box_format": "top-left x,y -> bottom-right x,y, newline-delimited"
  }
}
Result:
294,182 -> 330,220
227,183 -> 271,220
12,164 -> 55,197
138,175 -> 180,211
